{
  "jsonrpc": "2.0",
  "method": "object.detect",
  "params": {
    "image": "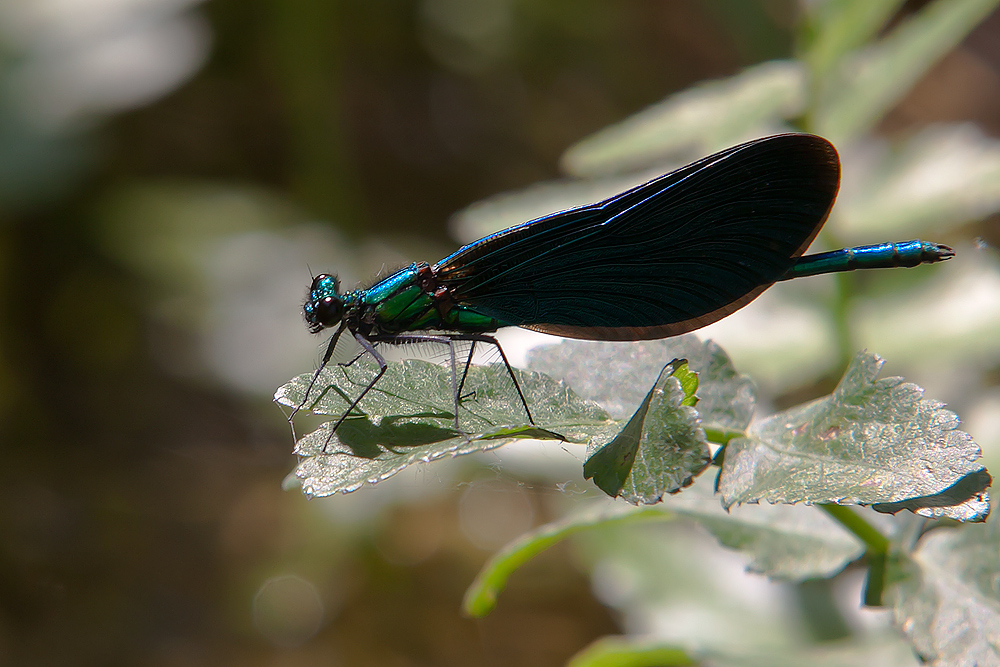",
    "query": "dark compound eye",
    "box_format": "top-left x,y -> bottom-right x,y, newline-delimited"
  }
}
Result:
304,273 -> 345,332
316,296 -> 343,322
304,294 -> 344,333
